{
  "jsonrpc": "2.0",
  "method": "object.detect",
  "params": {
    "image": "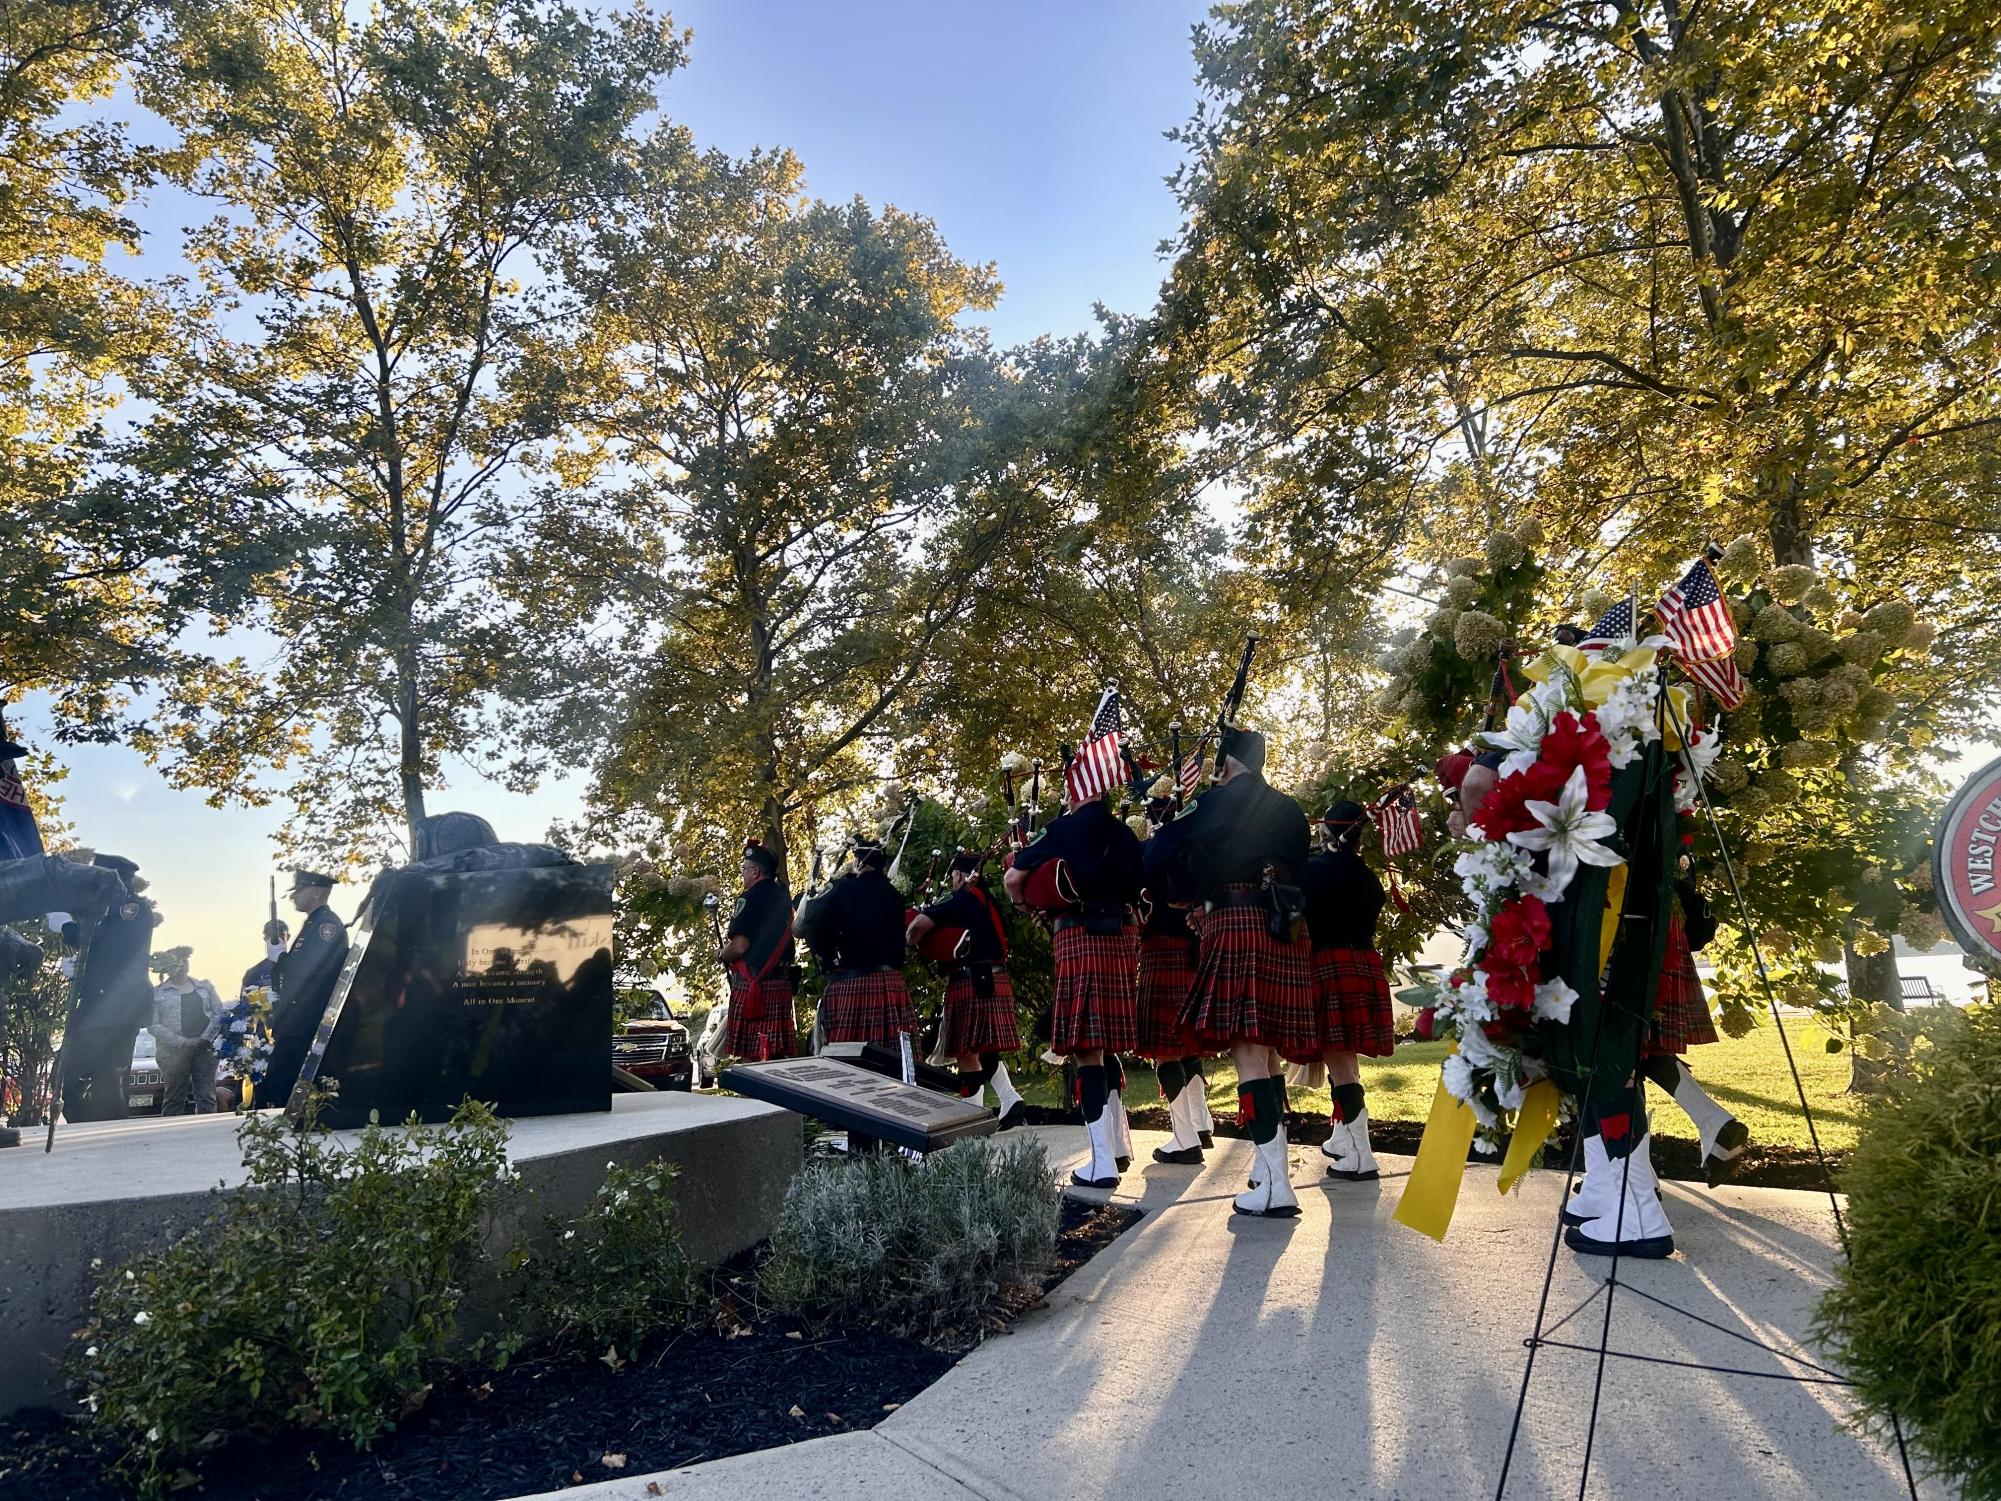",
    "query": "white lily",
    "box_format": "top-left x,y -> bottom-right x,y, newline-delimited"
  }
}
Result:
1478,700 -> 1549,778
1506,765 -> 1624,892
